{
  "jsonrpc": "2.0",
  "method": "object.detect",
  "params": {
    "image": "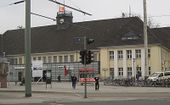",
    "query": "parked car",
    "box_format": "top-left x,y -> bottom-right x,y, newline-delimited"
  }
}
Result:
159,71 -> 170,80
147,72 -> 163,82
147,71 -> 170,82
